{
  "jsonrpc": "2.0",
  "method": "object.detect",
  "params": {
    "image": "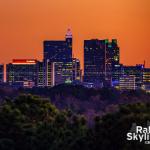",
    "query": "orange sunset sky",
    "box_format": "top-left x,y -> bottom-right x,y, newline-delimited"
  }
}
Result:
0,0 -> 150,68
